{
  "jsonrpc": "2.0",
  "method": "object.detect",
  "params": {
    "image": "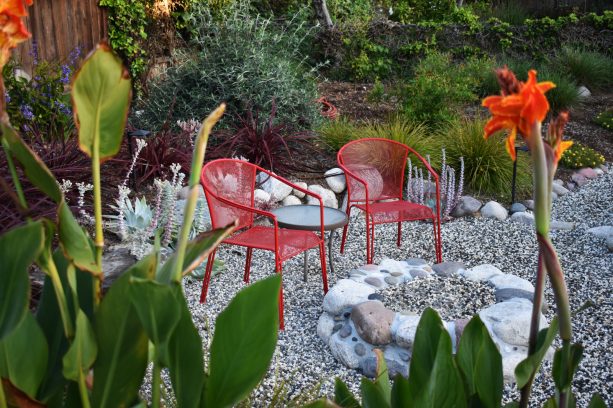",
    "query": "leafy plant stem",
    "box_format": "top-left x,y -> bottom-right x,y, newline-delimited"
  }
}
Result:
91,146 -> 103,305
1,138 -> 27,210
78,370 -> 92,408
171,104 -> 225,283
46,259 -> 75,338
152,349 -> 162,408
